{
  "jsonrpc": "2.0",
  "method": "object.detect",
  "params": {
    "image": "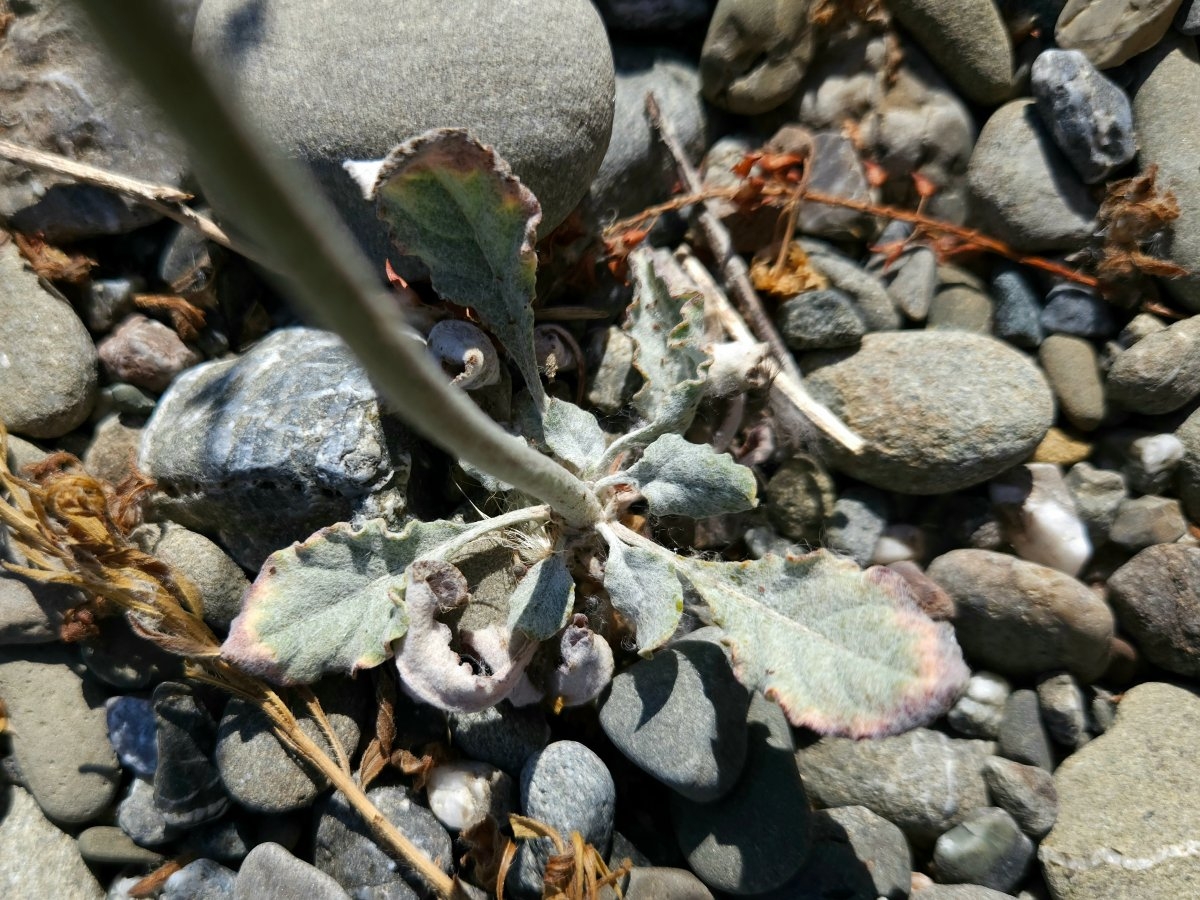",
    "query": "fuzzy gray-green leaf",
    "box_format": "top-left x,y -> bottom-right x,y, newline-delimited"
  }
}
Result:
368,128 -> 543,401
541,397 -> 608,475
507,554 -> 575,641
677,552 -> 969,738
222,518 -> 466,685
626,433 -> 758,518
603,536 -> 684,654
